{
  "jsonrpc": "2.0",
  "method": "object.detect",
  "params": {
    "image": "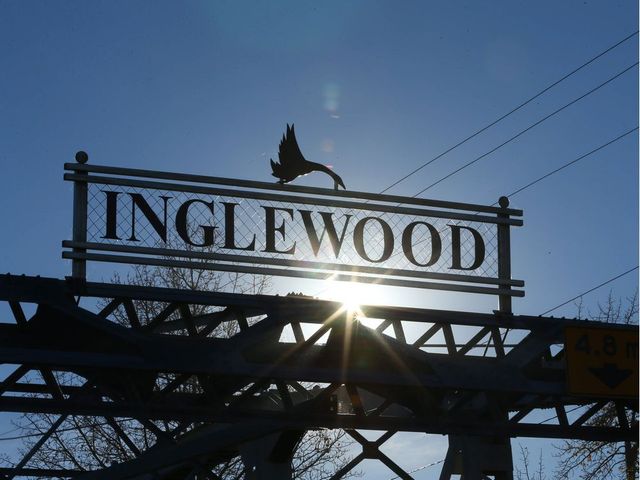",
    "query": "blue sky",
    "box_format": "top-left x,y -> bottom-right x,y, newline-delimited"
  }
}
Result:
0,1 -> 638,477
